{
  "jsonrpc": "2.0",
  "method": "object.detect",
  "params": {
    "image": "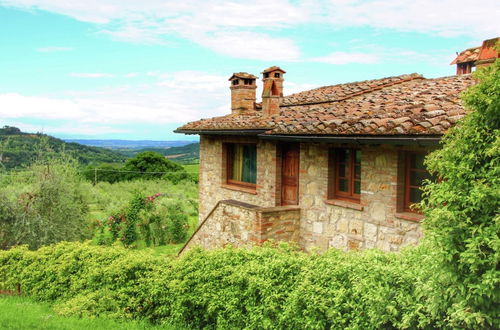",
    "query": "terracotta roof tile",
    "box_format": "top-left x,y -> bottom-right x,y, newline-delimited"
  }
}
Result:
228,72 -> 258,80
177,74 -> 475,136
262,66 -> 286,73
451,38 -> 499,65
451,47 -> 480,64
